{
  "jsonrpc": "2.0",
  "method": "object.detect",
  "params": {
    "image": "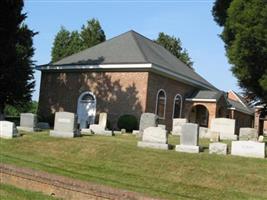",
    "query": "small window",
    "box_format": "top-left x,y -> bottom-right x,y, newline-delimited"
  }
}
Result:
173,94 -> 182,118
156,90 -> 166,118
